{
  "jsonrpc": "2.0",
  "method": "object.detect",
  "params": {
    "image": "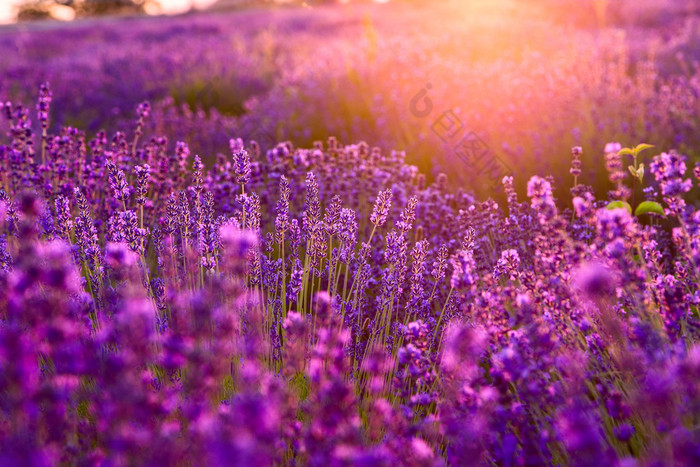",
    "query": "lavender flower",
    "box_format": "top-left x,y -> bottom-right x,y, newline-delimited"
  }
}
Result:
527,175 -> 556,223
53,195 -> 72,241
232,146 -> 251,187
604,142 -> 623,183
303,171 -> 321,234
396,196 -> 418,233
650,151 -> 692,197
570,146 -> 582,179
596,207 -> 636,258
370,188 -> 393,227
407,239 -> 429,311
450,249 -> 477,288
431,245 -> 449,282
192,155 -> 203,195
134,164 -> 150,206
219,223 -> 258,257
493,249 -> 520,280
503,175 -> 518,209
572,261 -> 617,298
105,158 -> 131,202
275,175 -> 291,242
133,101 -> 150,150
337,208 -> 357,262
650,151 -> 692,214
36,82 -> 52,132
323,194 -> 342,236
